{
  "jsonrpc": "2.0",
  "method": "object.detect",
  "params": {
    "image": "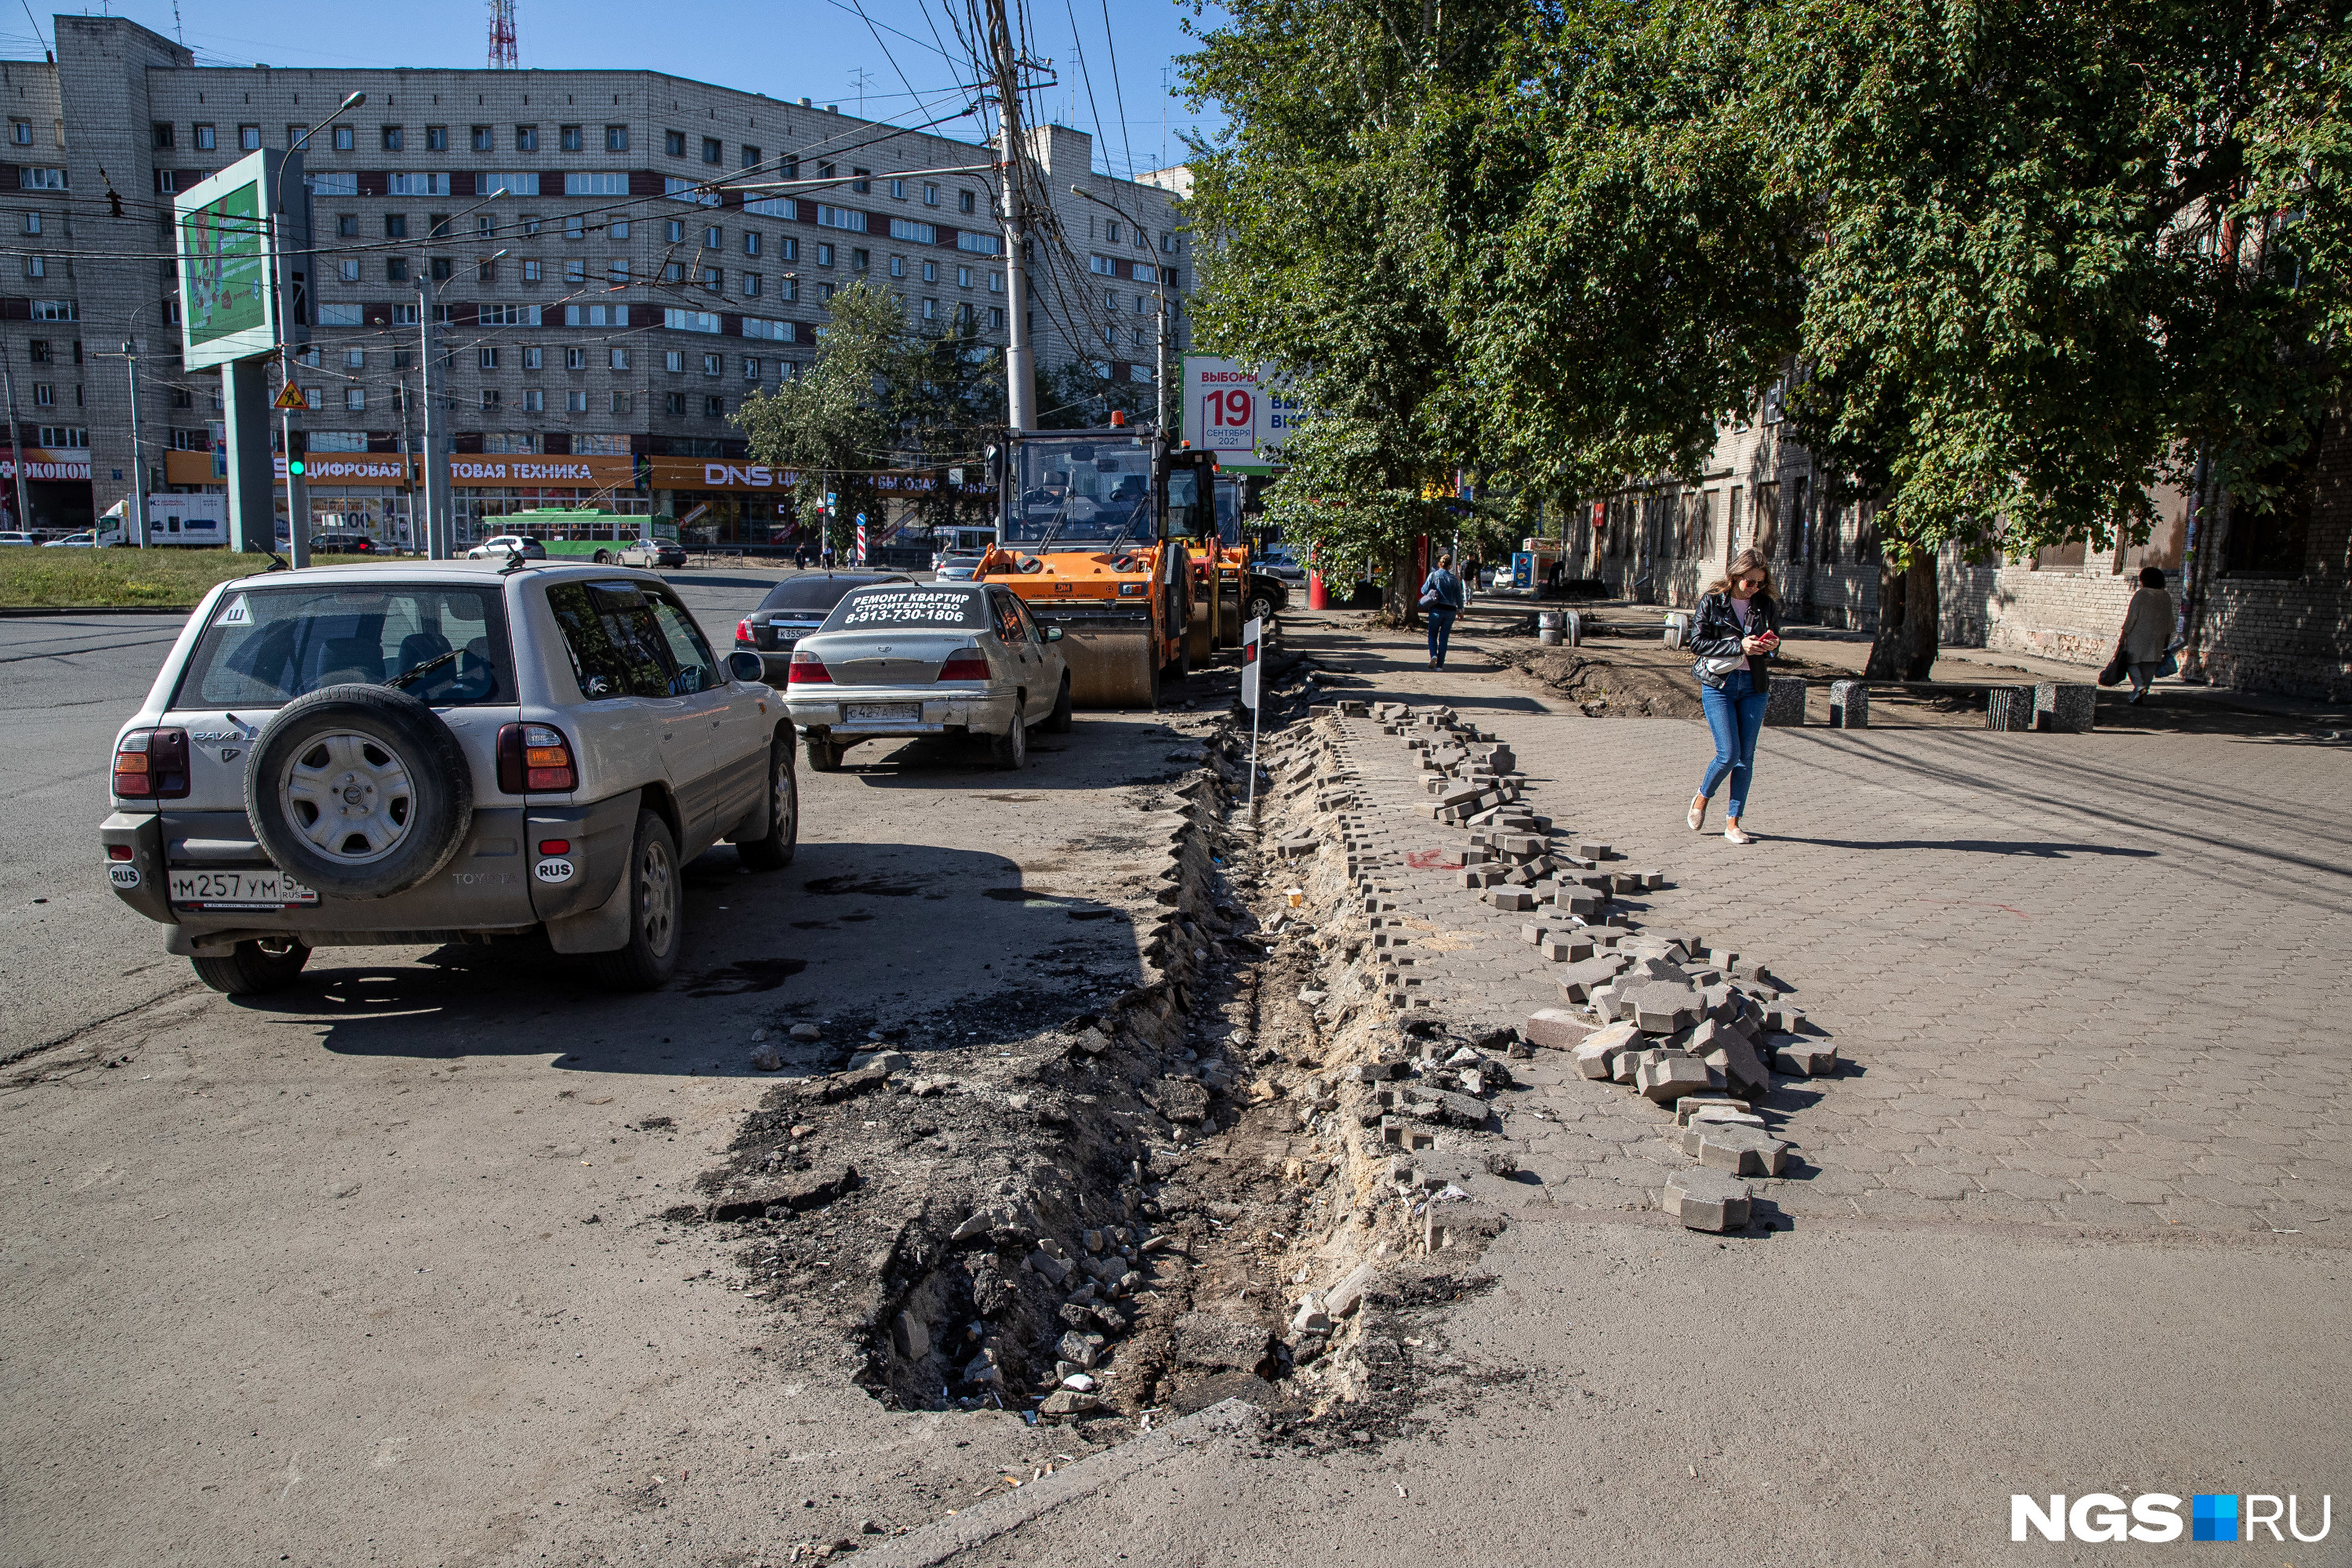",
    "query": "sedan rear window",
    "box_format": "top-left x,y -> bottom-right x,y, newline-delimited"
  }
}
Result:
823,586 -> 988,630
172,583 -> 514,709
756,573 -> 909,613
